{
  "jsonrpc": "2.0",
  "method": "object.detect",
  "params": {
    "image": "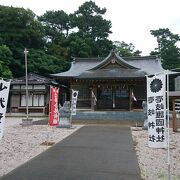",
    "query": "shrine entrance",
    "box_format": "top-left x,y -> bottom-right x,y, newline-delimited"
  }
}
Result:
97,85 -> 129,110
